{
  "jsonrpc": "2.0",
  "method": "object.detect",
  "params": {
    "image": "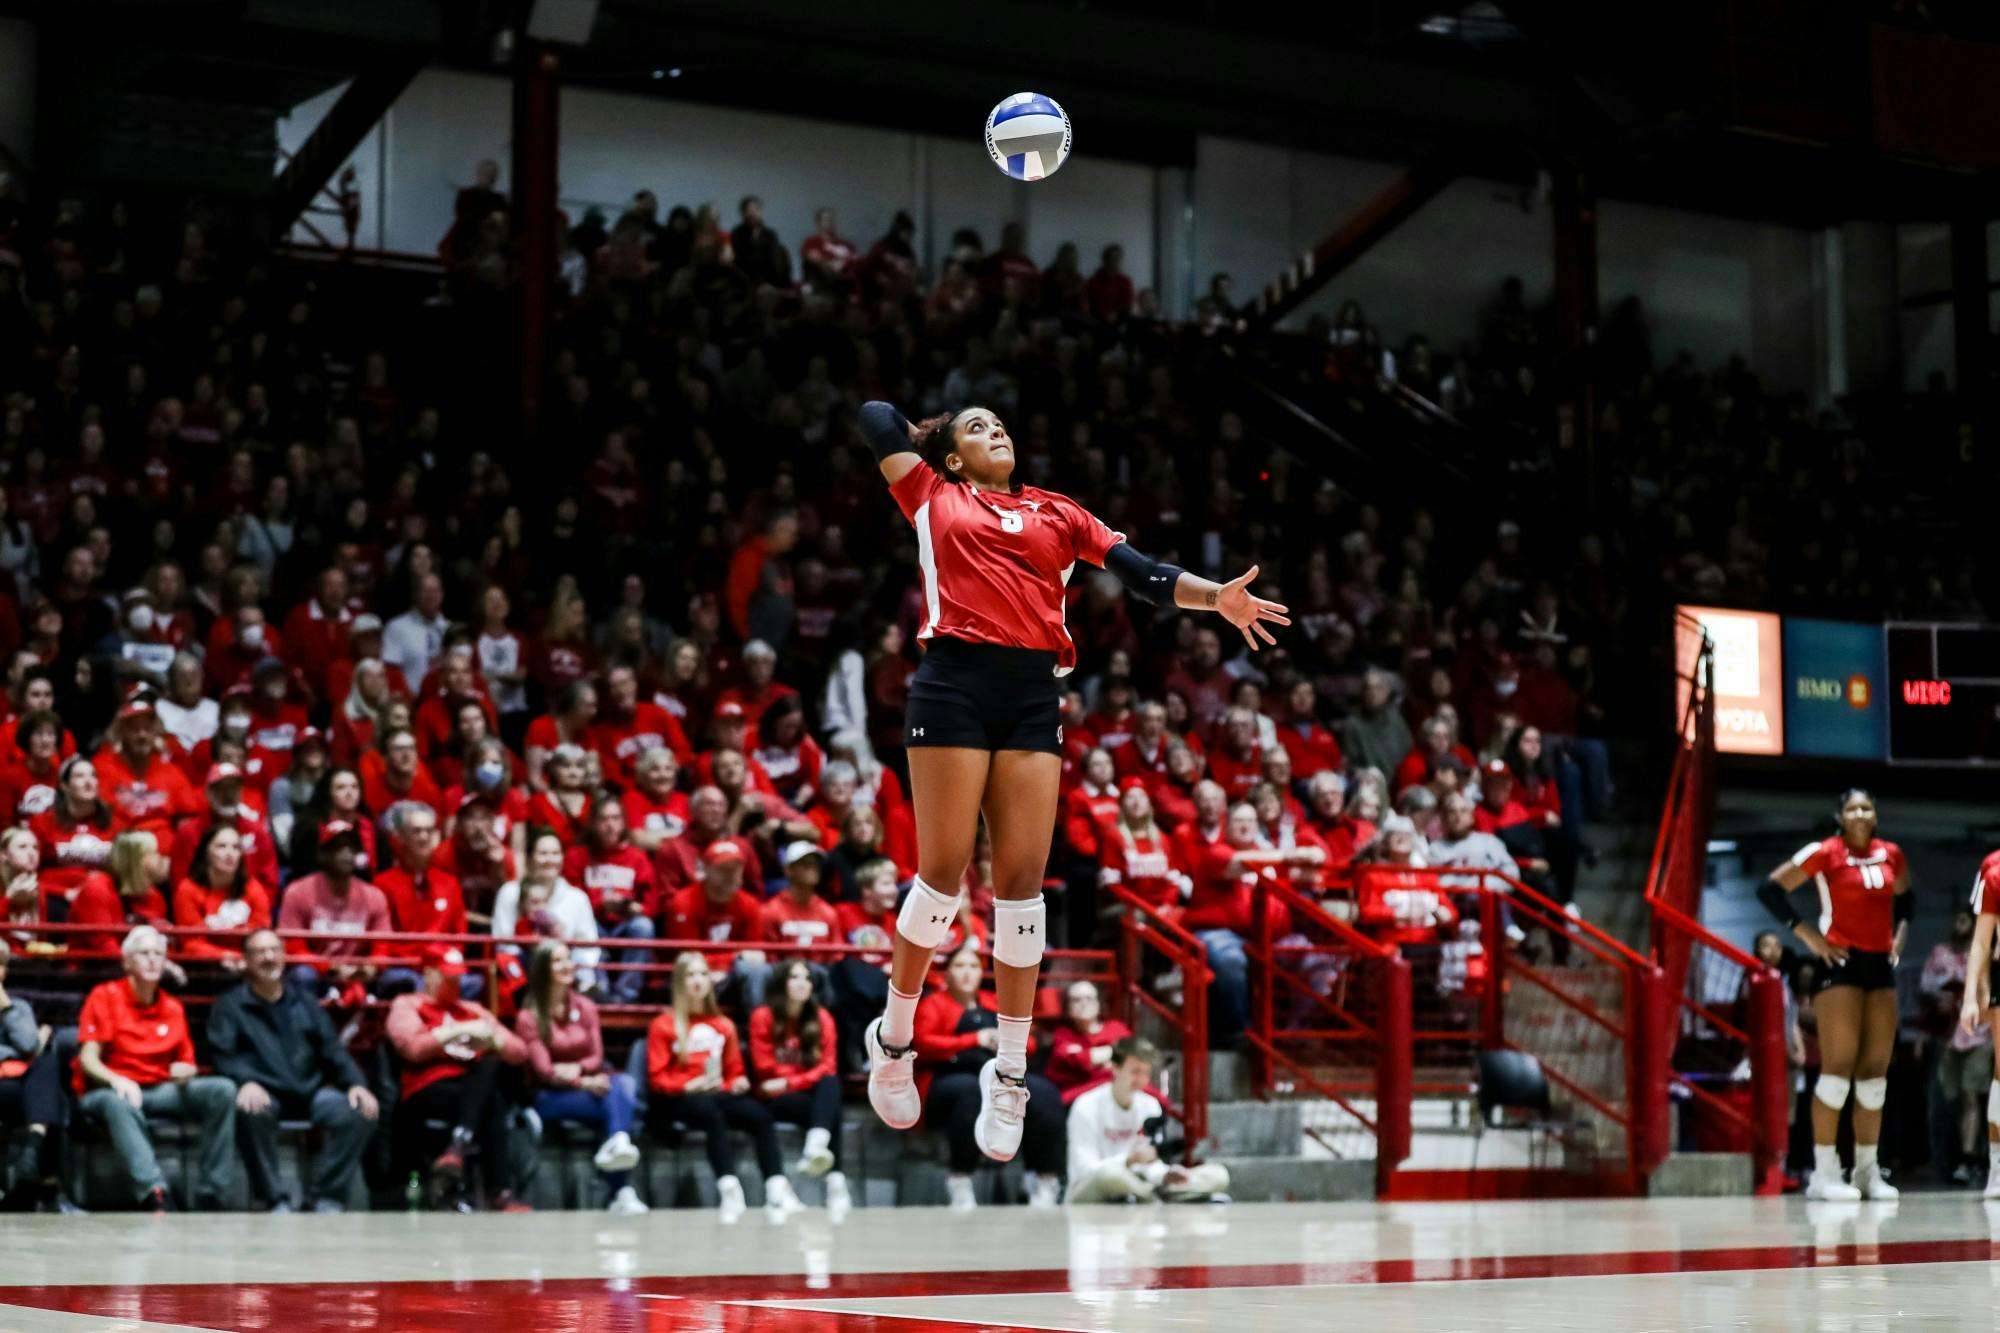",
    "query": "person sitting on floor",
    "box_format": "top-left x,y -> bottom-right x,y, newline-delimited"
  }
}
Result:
1066,1036 -> 1230,1204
